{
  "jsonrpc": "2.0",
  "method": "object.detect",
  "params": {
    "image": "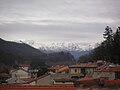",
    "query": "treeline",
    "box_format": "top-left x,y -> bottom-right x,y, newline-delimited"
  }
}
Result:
79,26 -> 120,64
